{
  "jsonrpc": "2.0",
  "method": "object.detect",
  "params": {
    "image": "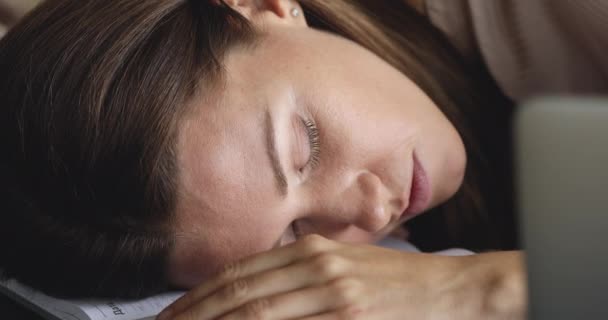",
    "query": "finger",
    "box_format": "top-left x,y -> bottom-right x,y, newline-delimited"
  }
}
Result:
217,277 -> 365,320
178,253 -> 346,319
162,235 -> 337,318
171,250 -> 350,320
296,308 -> 364,320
